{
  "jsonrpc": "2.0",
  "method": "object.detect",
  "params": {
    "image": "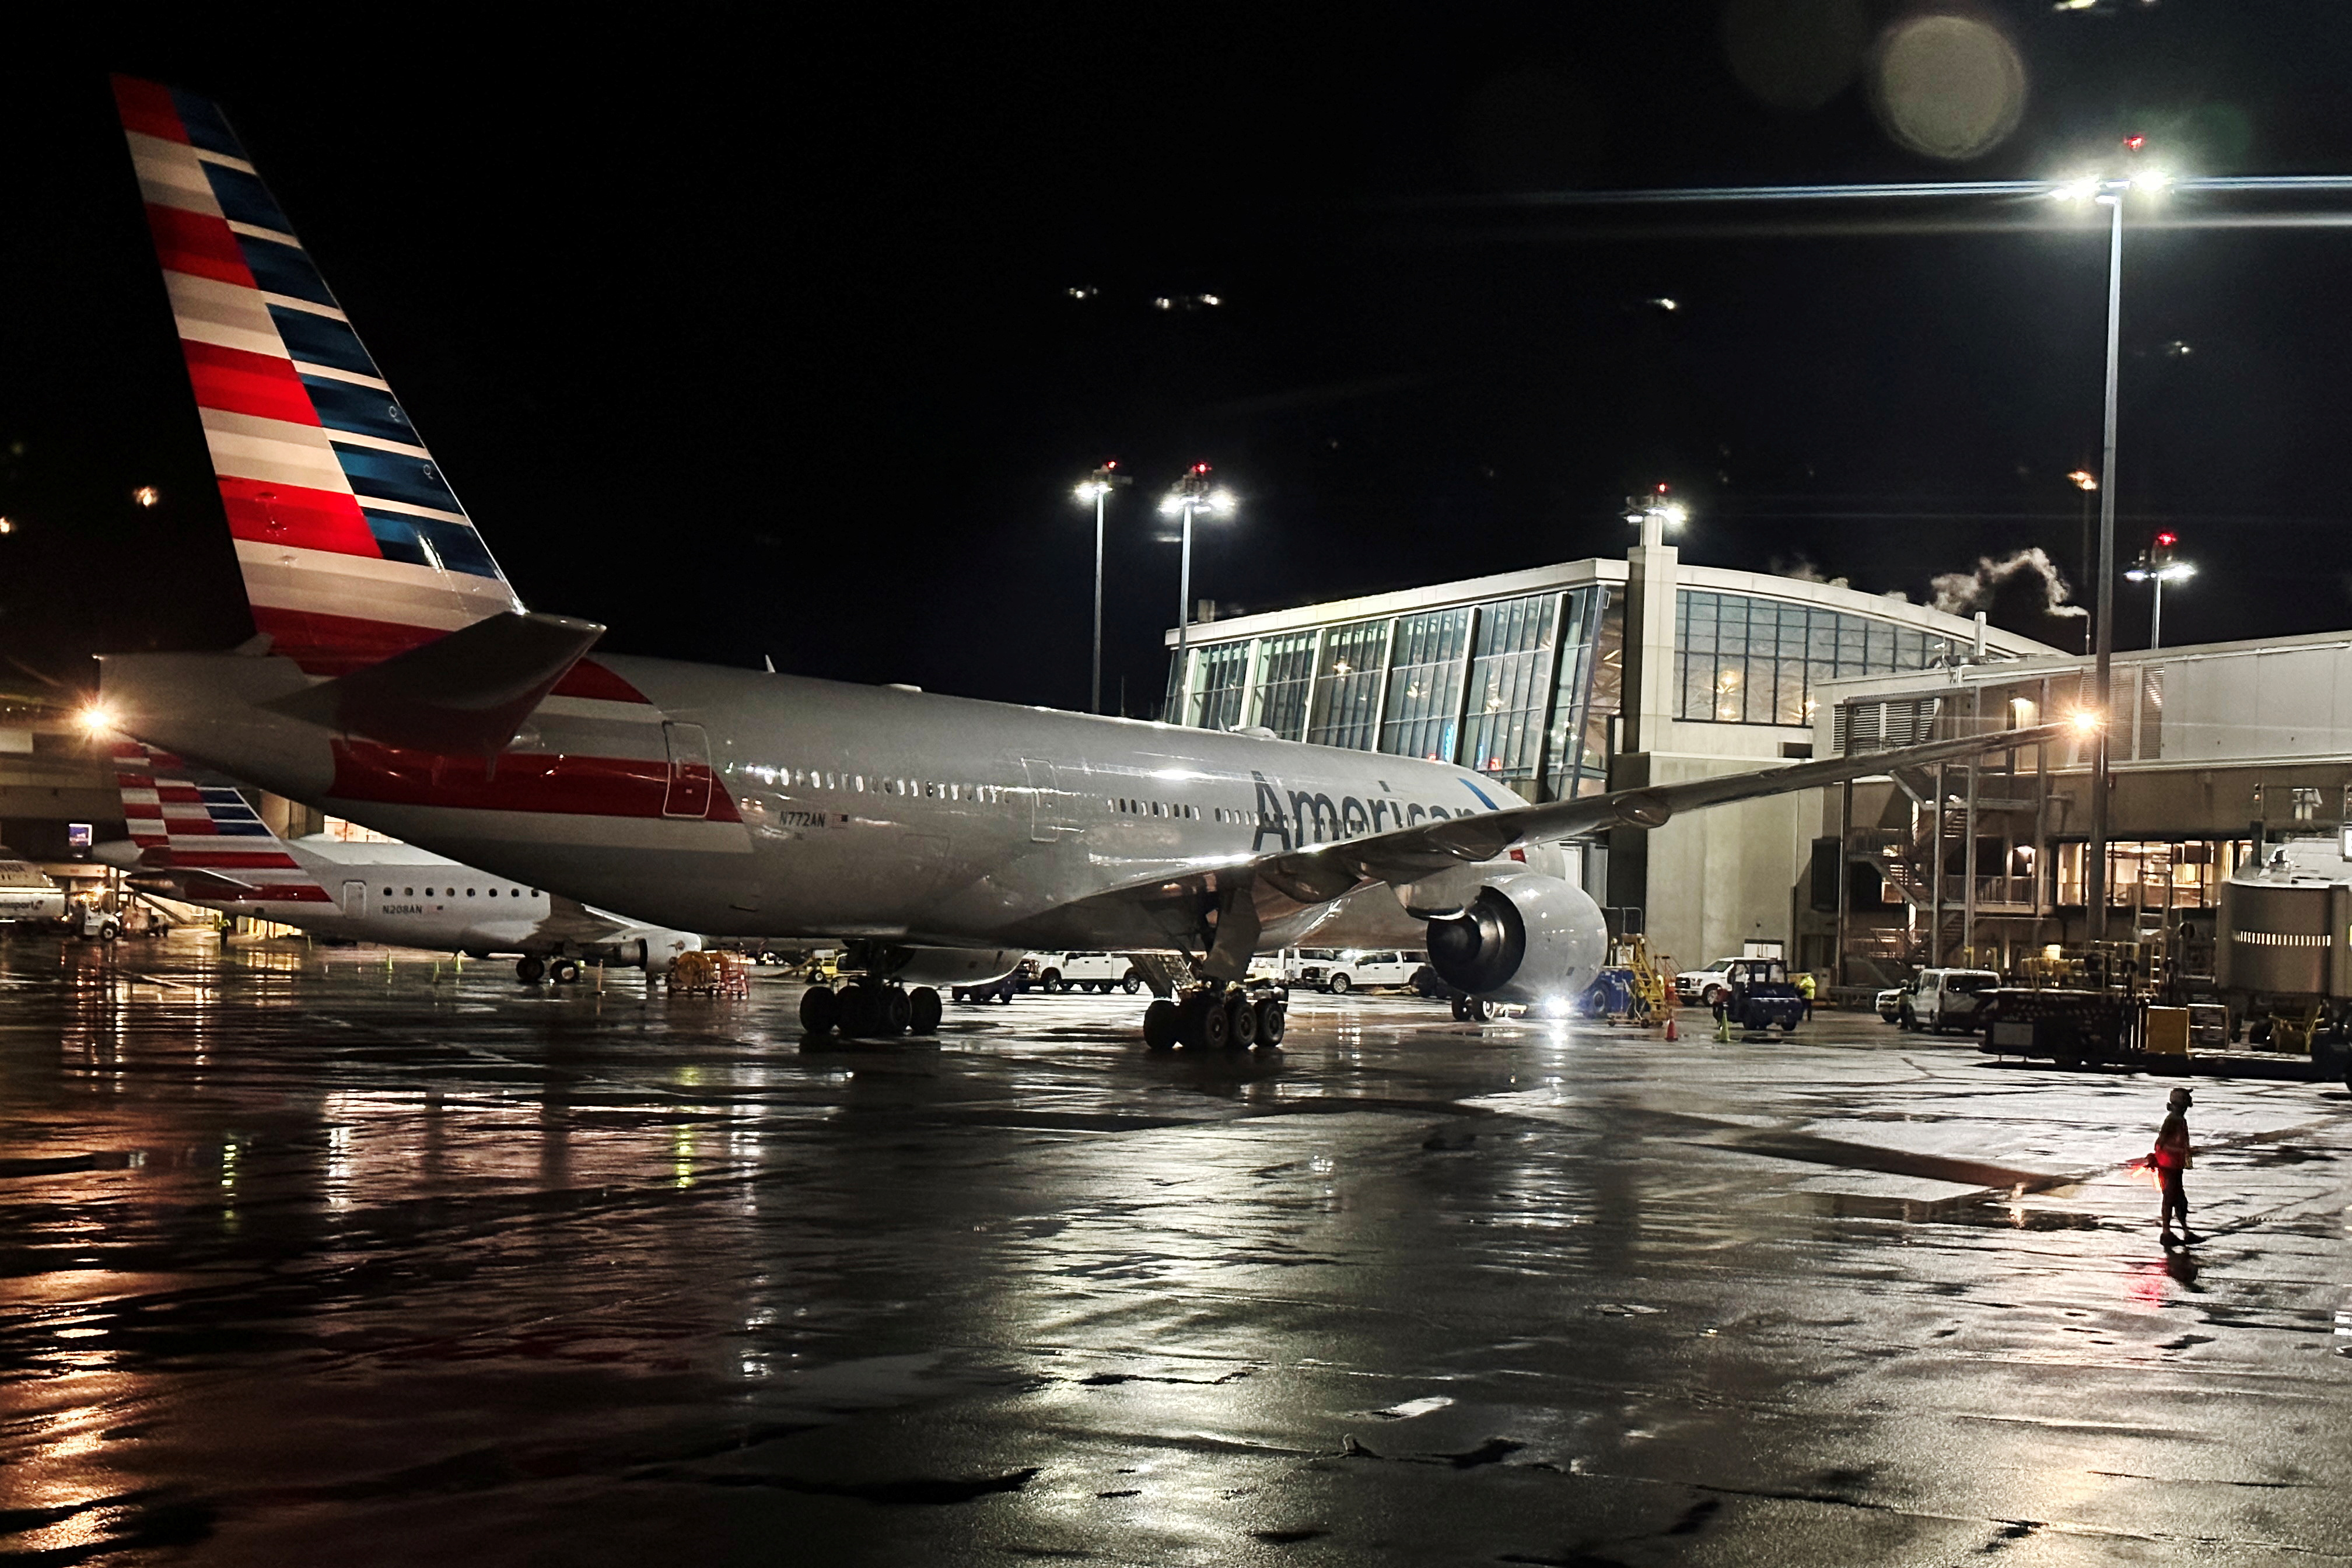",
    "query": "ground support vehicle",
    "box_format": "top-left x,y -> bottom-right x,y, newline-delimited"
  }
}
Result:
1142,982 -> 1287,1051
1980,984 -> 2350,1088
1713,958 -> 1805,1034
1029,951 -> 1146,994
953,974 -> 1020,1004
1877,984 -> 1909,1024
1676,958 -> 1747,1009
666,951 -> 751,998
